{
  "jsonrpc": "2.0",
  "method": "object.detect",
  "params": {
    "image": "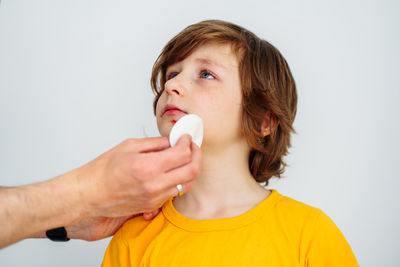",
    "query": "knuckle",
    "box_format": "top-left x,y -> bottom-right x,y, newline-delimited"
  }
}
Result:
122,138 -> 135,146
192,164 -> 200,176
143,181 -> 160,198
189,163 -> 200,177
124,138 -> 141,150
